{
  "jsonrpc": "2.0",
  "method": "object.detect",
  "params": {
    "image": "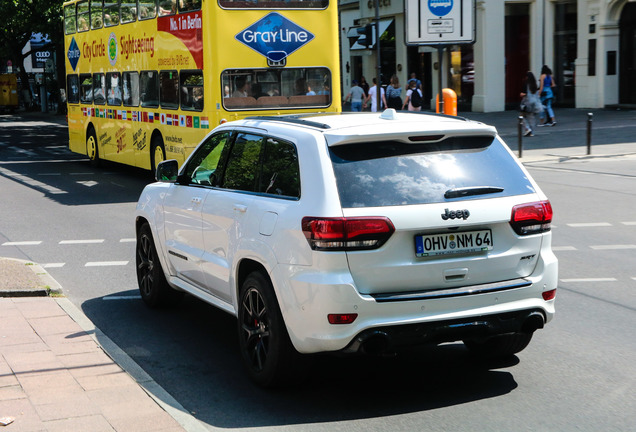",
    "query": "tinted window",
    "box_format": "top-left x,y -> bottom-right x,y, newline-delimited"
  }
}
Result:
80,74 -> 93,103
160,70 -> 179,109
258,138 -> 300,198
122,72 -> 139,106
180,0 -> 201,12
222,133 -> 264,192
67,75 -> 80,104
180,70 -> 203,111
106,72 -> 122,105
140,71 -> 159,107
183,132 -> 232,186
93,73 -> 106,104
329,137 -> 535,208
